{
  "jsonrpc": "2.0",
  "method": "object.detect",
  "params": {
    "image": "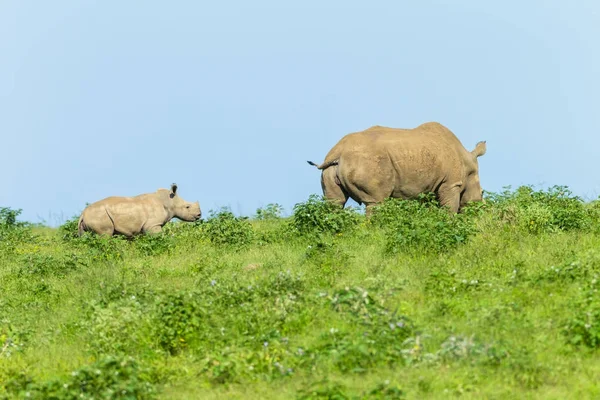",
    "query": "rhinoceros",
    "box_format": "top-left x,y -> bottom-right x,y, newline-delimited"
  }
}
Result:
77,183 -> 201,237
307,122 -> 486,215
